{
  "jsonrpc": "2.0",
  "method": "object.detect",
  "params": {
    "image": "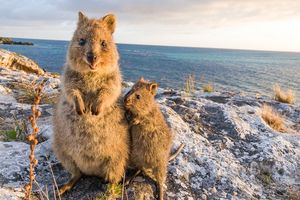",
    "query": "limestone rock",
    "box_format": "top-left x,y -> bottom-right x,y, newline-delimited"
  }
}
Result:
0,49 -> 44,75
